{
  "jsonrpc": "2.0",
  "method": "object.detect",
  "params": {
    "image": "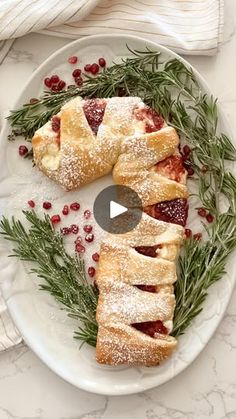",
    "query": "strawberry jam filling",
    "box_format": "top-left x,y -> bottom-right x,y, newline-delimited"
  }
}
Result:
83,99 -> 106,134
134,105 -> 164,133
145,198 -> 188,227
135,244 -> 162,258
155,155 -> 186,183
132,320 -> 169,337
